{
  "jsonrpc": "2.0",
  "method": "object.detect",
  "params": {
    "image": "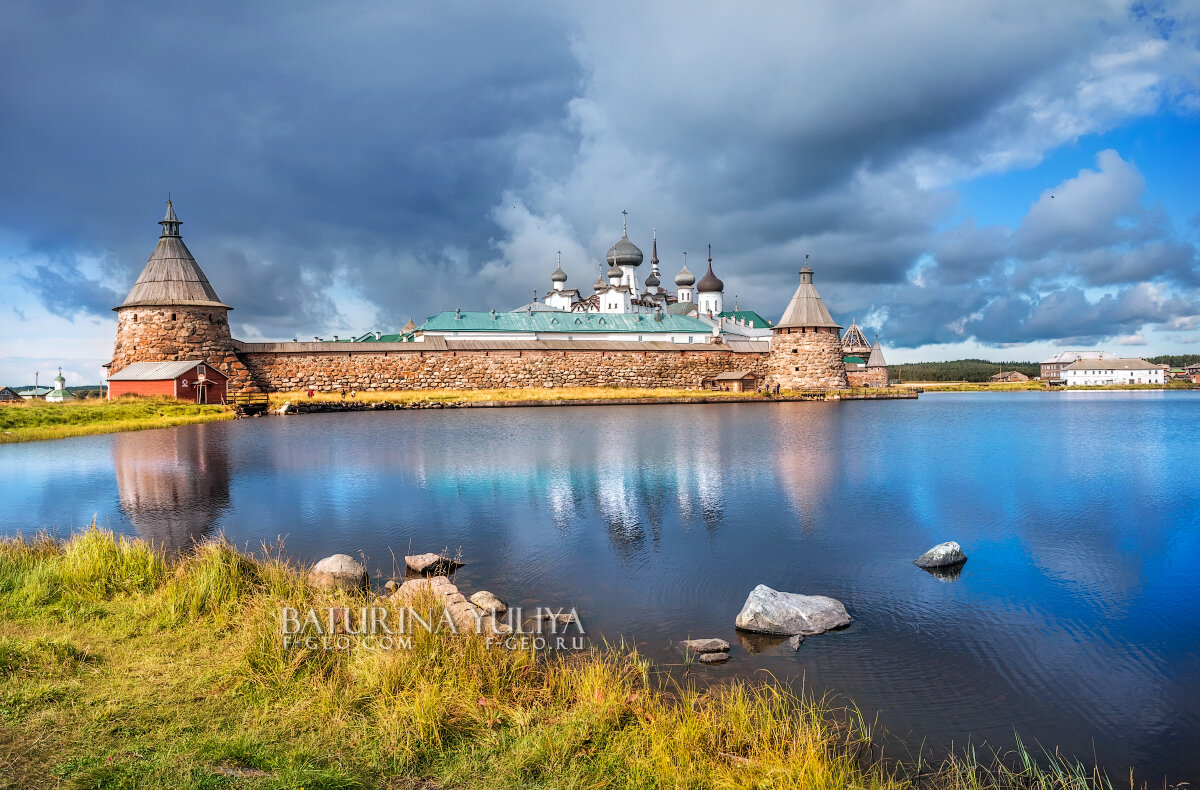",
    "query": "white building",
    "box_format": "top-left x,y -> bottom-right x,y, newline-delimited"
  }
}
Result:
1062,358 -> 1166,386
1040,350 -> 1119,381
